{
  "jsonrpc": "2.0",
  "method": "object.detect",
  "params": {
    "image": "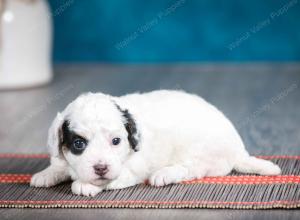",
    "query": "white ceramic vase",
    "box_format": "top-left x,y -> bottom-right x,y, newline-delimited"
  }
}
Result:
0,0 -> 52,89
